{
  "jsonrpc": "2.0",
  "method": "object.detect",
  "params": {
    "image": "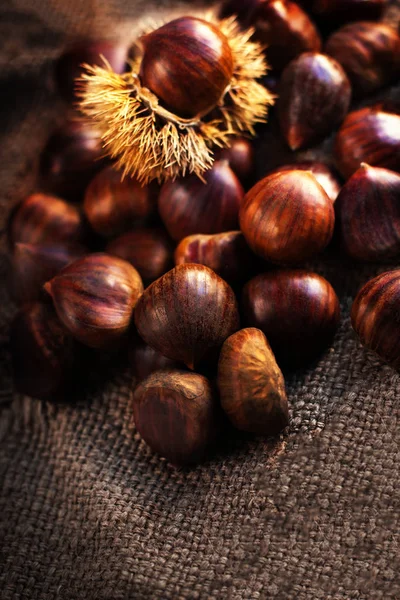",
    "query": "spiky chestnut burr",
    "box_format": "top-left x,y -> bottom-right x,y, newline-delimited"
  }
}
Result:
78,16 -> 273,184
